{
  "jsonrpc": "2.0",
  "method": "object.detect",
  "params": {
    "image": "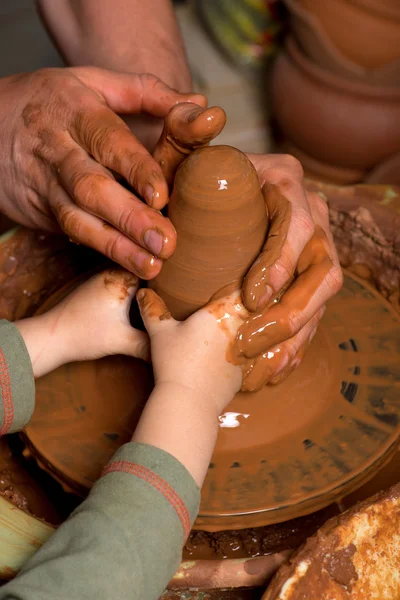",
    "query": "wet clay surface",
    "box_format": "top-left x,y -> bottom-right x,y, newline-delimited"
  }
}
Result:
308,181 -> 400,311
0,438 -> 59,525
263,483 -> 400,599
183,504 -> 339,560
0,228 -> 98,322
150,145 -> 268,320
26,271 -> 400,531
152,103 -> 227,189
